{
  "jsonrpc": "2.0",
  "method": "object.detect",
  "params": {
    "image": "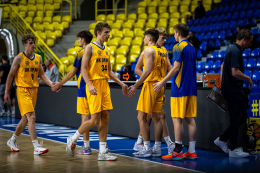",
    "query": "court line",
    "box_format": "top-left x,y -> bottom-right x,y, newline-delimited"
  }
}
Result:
0,128 -> 204,173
